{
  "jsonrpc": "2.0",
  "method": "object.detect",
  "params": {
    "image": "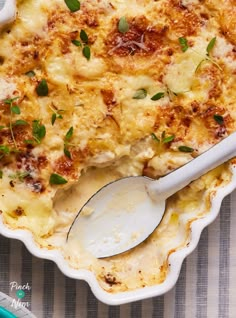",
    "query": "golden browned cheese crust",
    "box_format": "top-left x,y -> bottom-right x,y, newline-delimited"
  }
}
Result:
0,0 -> 235,291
